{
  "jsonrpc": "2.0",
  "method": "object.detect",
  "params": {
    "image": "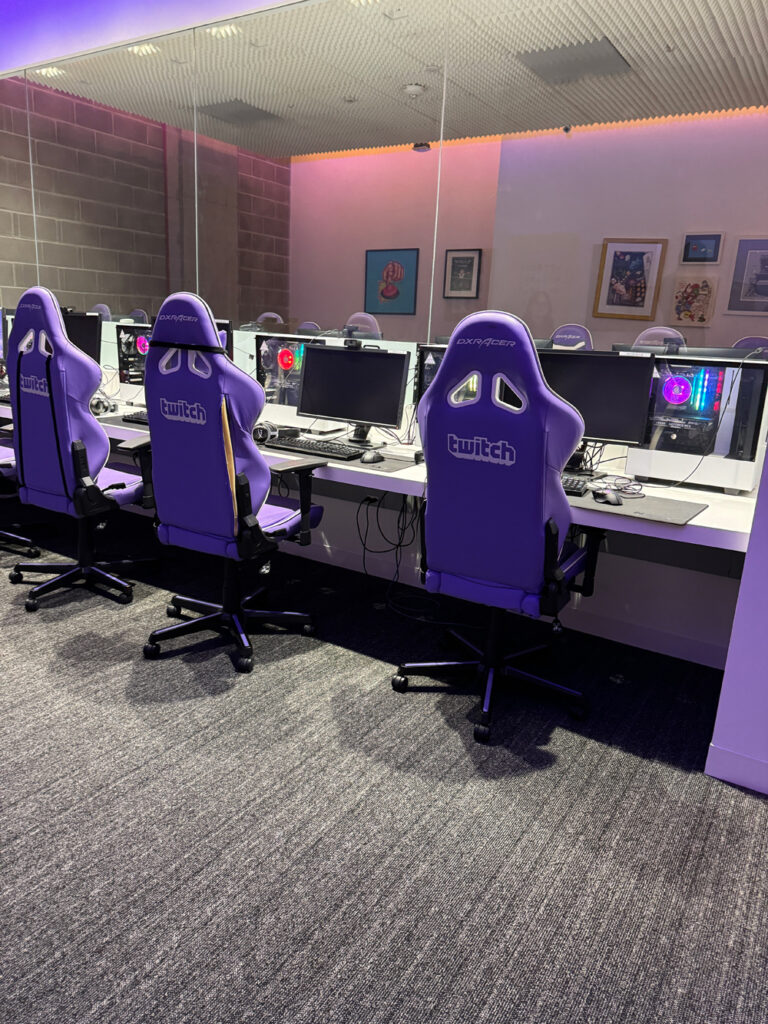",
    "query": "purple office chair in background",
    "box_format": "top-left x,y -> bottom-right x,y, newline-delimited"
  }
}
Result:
142,292 -> 325,673
345,312 -> 382,339
392,310 -> 602,743
128,308 -> 149,324
551,324 -> 593,350
90,303 -> 112,322
633,326 -> 686,352
6,288 -> 150,609
732,336 -> 768,352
